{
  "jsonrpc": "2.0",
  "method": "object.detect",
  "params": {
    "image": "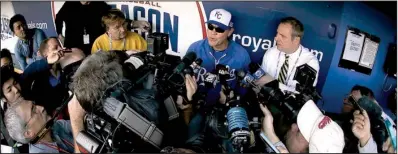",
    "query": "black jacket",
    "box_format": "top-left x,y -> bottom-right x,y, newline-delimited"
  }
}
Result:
55,2 -> 110,55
